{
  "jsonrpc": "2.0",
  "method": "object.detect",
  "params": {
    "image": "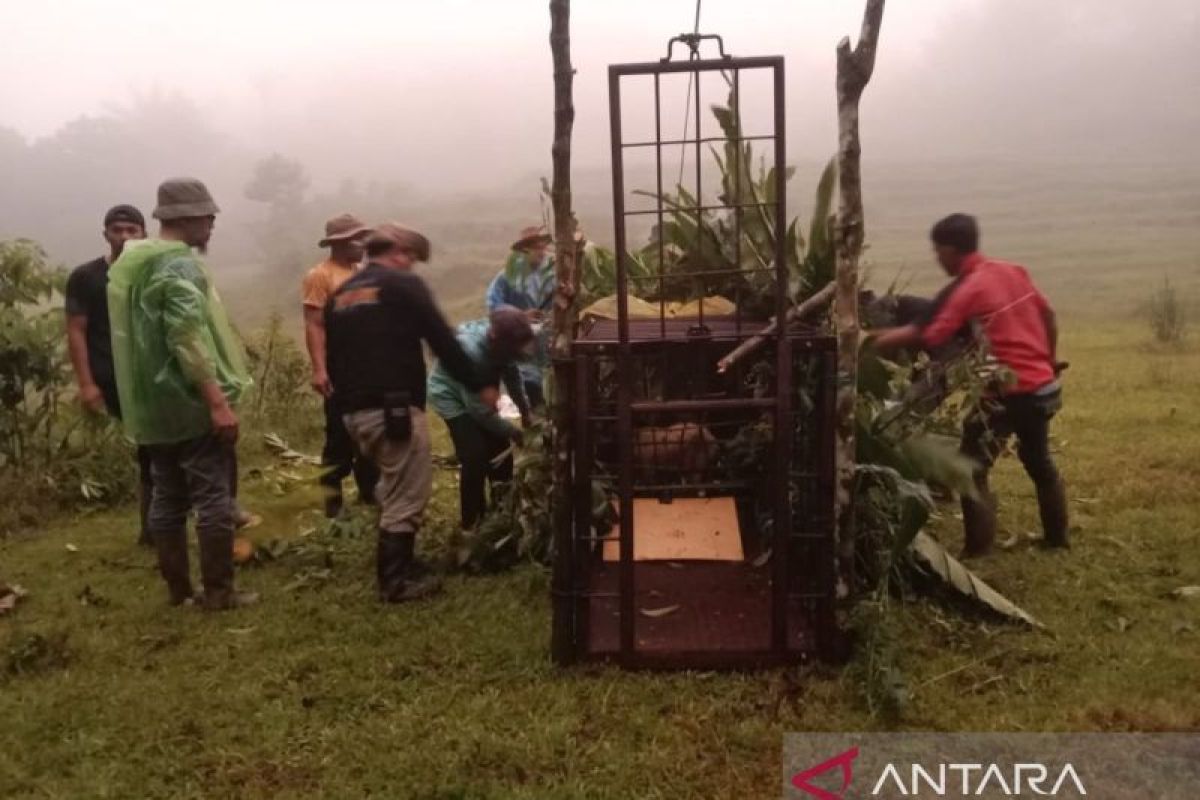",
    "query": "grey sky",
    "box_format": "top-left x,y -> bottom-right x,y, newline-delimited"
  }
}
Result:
3,0 -> 1196,194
